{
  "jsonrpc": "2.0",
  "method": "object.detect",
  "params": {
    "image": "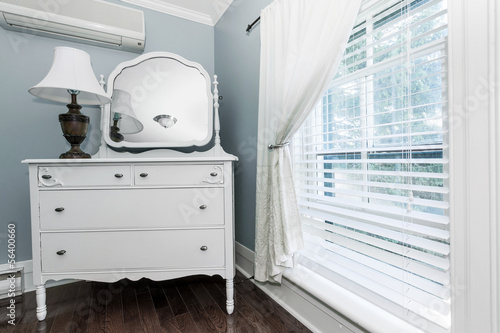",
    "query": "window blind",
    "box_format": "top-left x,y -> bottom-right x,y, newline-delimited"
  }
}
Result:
292,0 -> 449,331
